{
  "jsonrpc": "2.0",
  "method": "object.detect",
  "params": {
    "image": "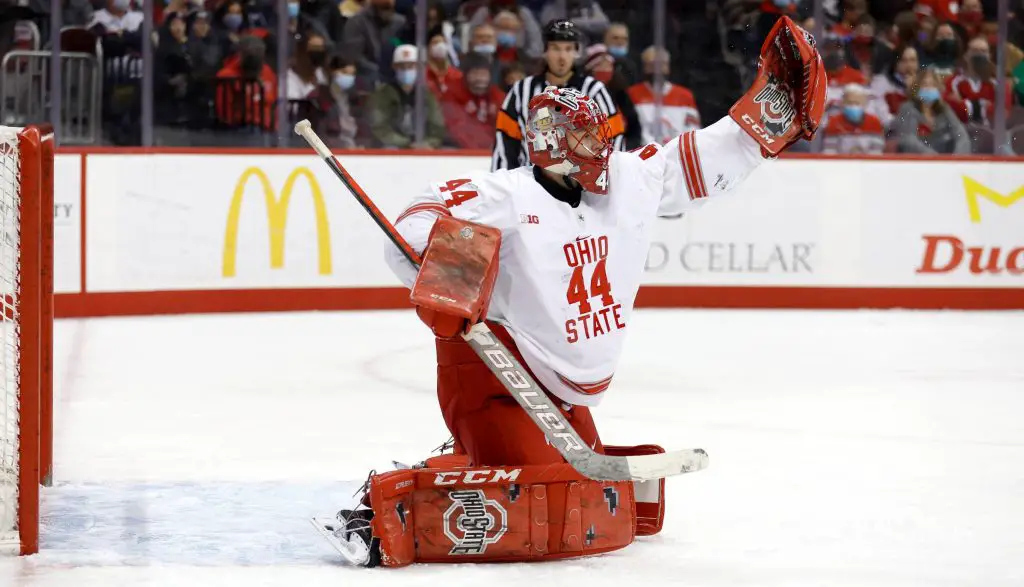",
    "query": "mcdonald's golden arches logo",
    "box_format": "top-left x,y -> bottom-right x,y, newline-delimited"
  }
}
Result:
963,176 -> 1024,223
222,166 -> 332,277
